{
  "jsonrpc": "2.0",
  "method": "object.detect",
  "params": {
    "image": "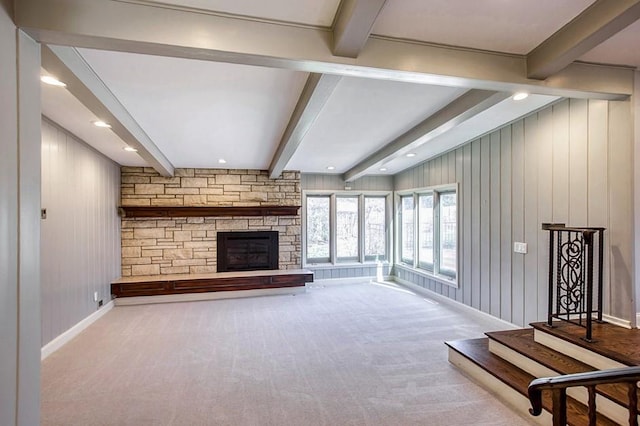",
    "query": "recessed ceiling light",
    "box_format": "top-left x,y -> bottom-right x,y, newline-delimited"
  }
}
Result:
513,92 -> 529,101
123,146 -> 138,152
40,75 -> 66,87
327,166 -> 335,170
218,158 -> 227,164
406,153 -> 416,158
379,167 -> 387,172
93,120 -> 111,128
